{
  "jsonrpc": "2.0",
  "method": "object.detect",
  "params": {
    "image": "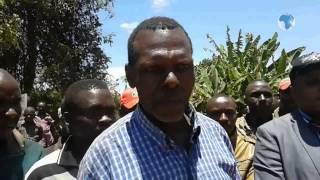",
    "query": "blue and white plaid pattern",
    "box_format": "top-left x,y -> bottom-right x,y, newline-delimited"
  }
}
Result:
78,105 -> 240,180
